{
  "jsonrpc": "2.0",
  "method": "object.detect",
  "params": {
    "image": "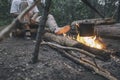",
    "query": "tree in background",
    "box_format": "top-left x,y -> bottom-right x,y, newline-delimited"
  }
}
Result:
0,0 -> 12,26
0,0 -> 119,26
